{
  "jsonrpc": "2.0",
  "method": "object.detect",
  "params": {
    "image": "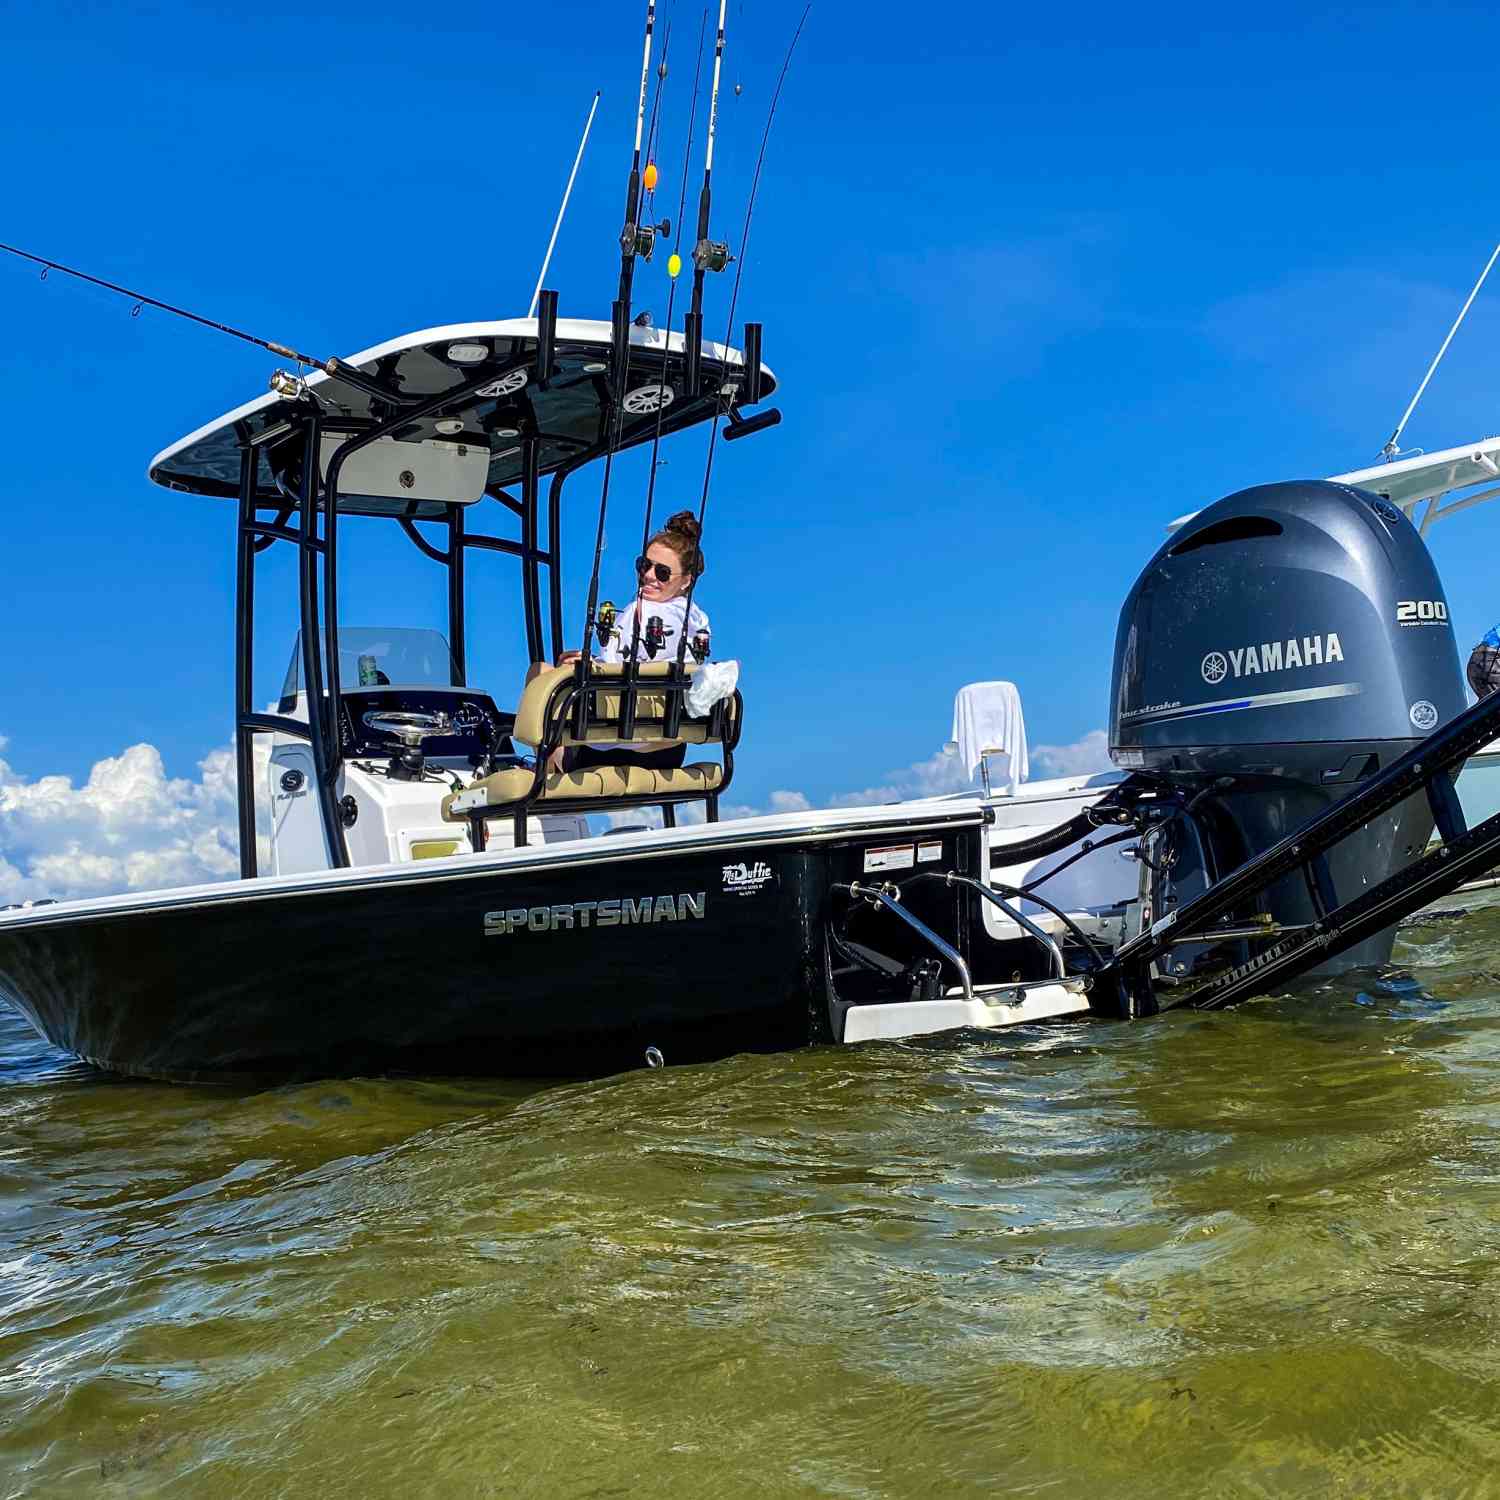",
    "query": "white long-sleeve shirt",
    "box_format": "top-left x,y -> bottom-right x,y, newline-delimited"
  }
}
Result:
599,595 -> 711,665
